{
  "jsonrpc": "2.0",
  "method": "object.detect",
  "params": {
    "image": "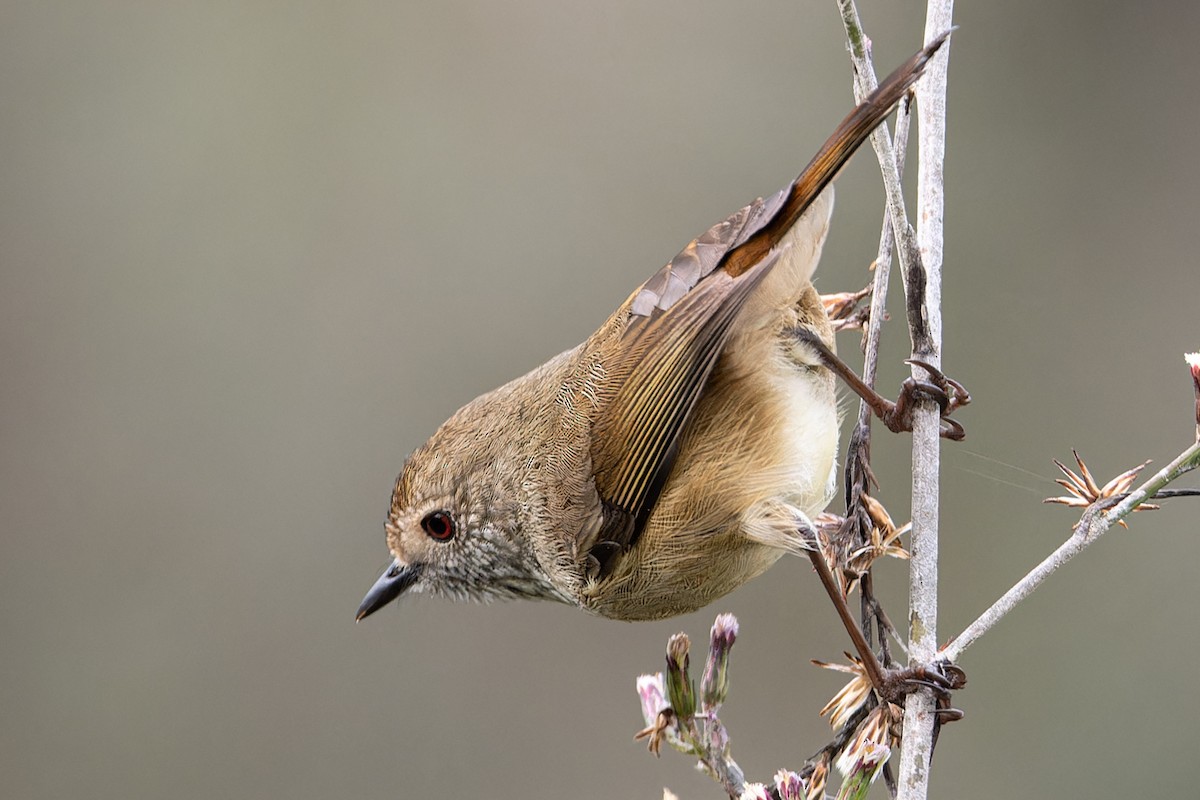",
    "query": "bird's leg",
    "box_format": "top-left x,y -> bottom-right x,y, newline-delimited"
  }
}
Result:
806,545 -> 885,684
791,327 -> 970,440
804,535 -> 965,710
